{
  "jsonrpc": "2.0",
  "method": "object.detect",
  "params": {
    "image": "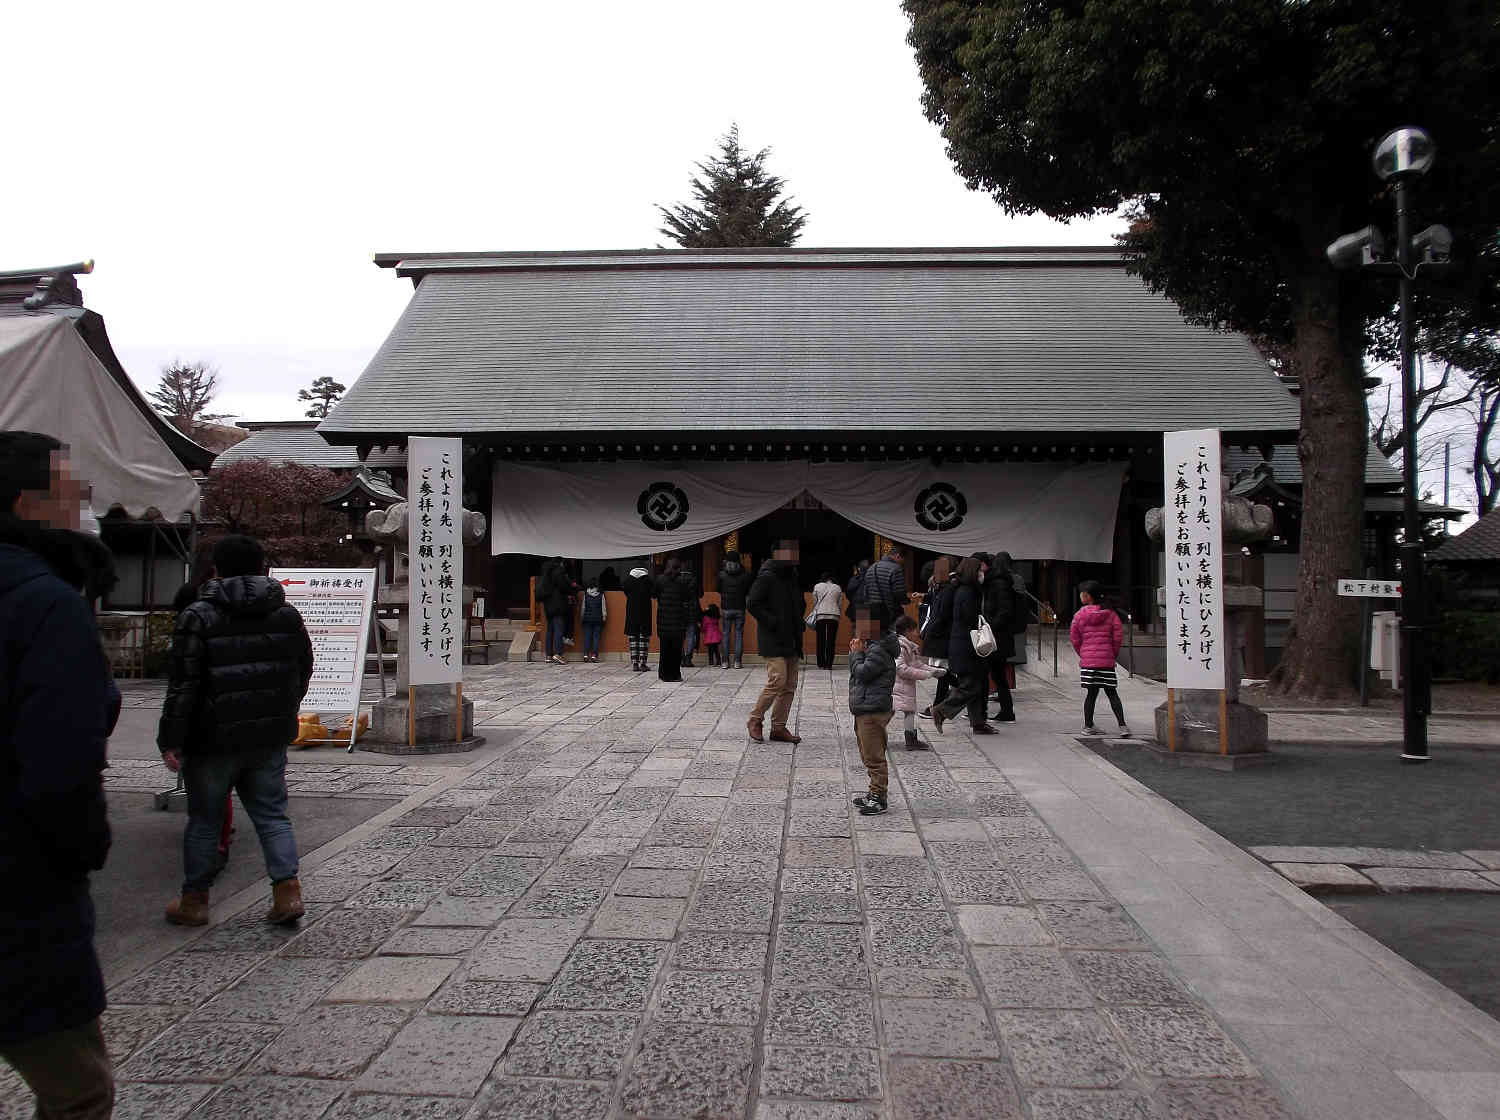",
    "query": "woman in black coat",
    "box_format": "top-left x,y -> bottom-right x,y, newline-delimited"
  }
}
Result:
621,564 -> 655,672
654,557 -> 691,682
932,556 -> 995,735
920,556 -> 957,716
982,551 -> 1018,721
